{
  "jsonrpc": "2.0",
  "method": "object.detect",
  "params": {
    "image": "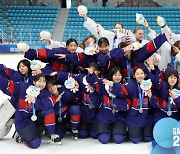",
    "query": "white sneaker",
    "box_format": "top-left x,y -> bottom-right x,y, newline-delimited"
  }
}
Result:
17,43 -> 29,52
